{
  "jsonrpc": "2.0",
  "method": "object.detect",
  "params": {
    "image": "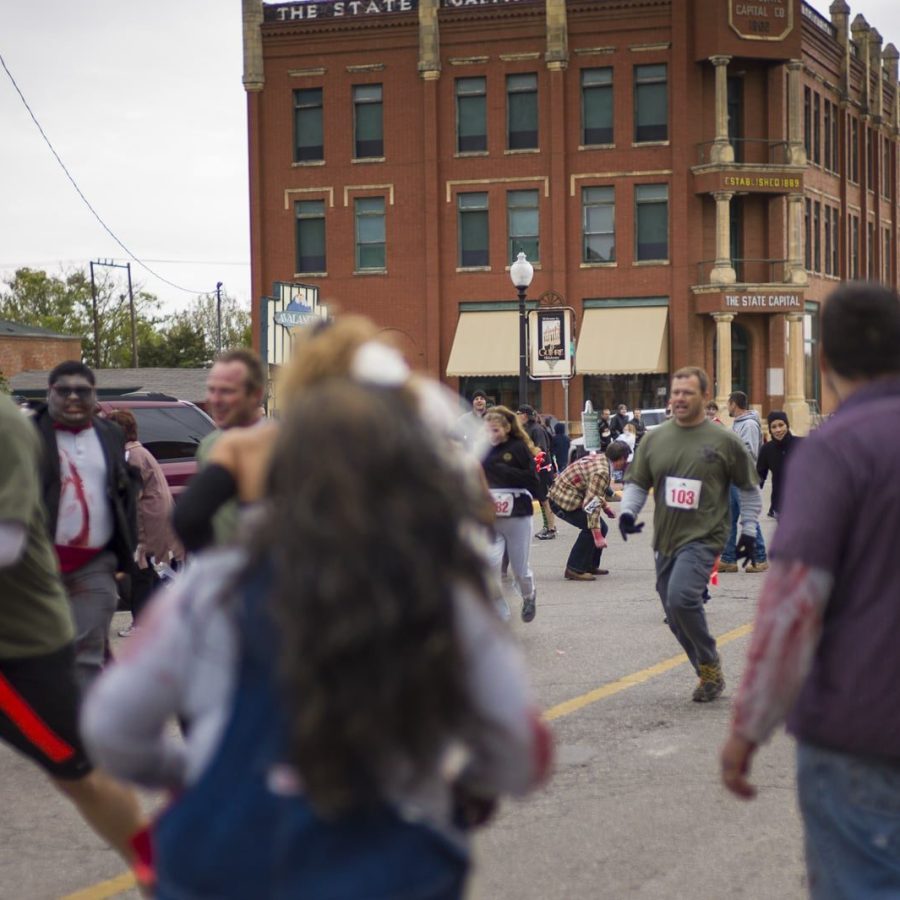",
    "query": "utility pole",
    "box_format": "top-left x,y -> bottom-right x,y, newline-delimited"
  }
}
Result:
216,281 -> 223,354
89,261 -> 100,368
92,259 -> 139,368
126,261 -> 138,367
